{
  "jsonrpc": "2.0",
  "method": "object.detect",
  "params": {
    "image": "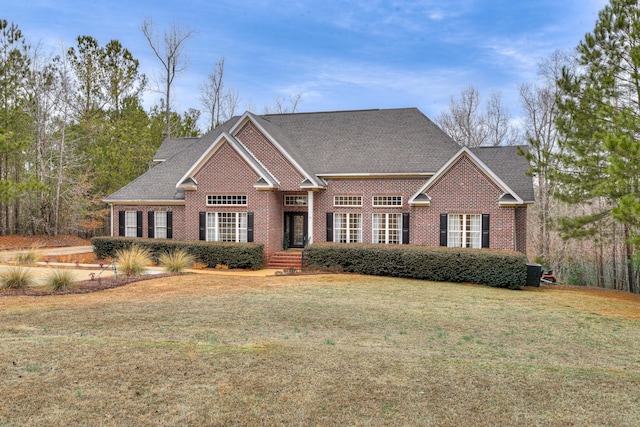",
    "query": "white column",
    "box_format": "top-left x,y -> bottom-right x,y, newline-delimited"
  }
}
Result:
110,203 -> 114,236
307,190 -> 314,244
